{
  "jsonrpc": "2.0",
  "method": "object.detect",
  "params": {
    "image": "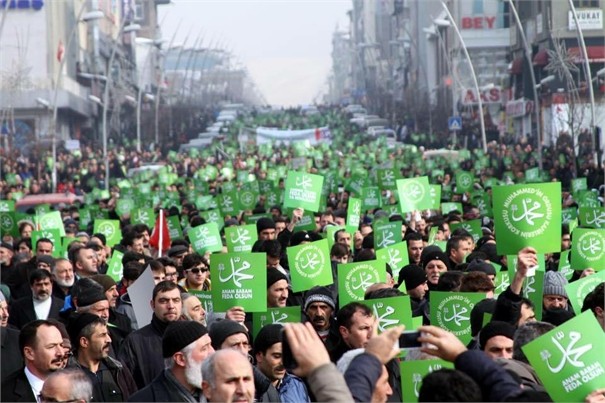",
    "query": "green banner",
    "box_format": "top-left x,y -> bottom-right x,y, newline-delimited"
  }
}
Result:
346,197 -> 362,233
571,228 -> 605,270
284,171 -> 324,212
396,177 -> 432,213
376,242 -> 409,279
361,296 -> 413,332
565,270 -> 605,314
93,219 -> 122,247
189,223 -> 223,254
400,360 -> 454,403
579,207 -> 605,229
252,306 -> 302,338
522,311 -> 605,402
106,250 -> 124,282
211,252 -> 267,312
493,182 -> 562,255
225,224 -> 258,253
373,221 -> 402,250
287,239 -> 333,292
430,291 -> 487,345
337,260 -> 386,307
